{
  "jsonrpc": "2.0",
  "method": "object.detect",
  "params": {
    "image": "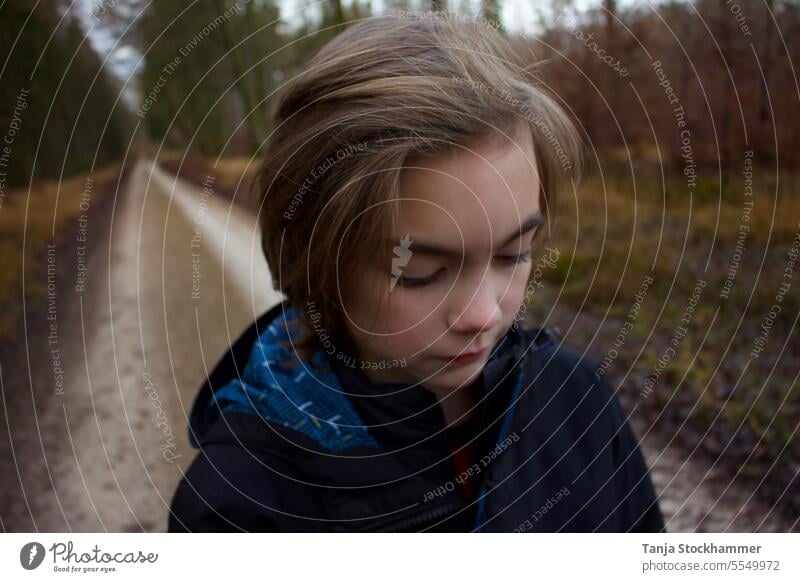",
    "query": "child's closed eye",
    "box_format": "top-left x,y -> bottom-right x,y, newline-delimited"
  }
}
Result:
495,249 -> 533,265
394,250 -> 533,289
